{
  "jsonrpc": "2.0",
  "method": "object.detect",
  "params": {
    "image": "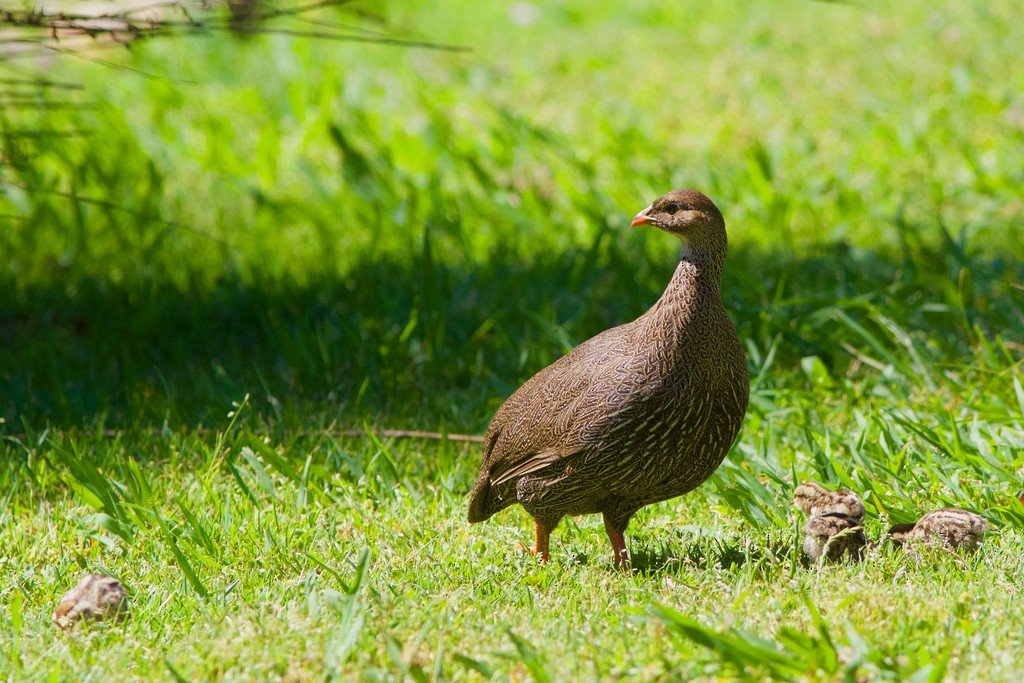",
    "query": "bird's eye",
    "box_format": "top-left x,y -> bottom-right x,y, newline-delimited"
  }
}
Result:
662,203 -> 679,214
